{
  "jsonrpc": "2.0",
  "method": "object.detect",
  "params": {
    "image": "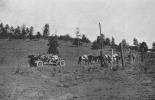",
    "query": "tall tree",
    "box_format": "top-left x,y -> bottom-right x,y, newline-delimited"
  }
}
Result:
133,38 -> 139,50
122,39 -> 128,49
133,38 -> 139,46
8,26 -> 14,40
81,34 -> 90,43
36,32 -> 42,39
73,27 -> 82,47
139,42 -> 148,62
0,23 -> 4,37
25,27 -> 30,38
21,24 -> 27,39
111,37 -> 115,46
14,26 -> 21,38
152,42 -> 155,49
4,24 -> 10,32
105,38 -> 111,45
2,24 -> 10,38
91,40 -> 99,50
139,42 -> 148,53
43,24 -> 50,38
47,36 -> 59,54
10,26 -> 14,34
29,26 -> 34,39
